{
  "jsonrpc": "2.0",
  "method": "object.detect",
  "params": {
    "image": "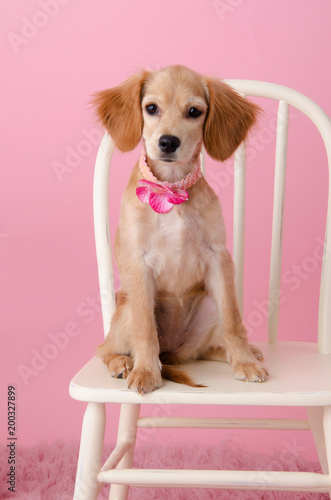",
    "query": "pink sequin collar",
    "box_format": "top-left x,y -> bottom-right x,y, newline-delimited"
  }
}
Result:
136,147 -> 202,213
